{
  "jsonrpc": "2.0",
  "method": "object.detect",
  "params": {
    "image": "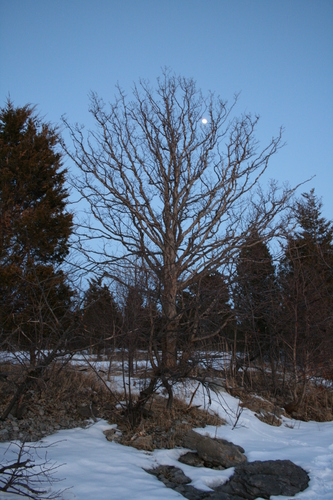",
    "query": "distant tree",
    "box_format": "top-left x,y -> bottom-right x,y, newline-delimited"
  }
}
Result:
279,190 -> 333,388
179,272 -> 232,346
232,228 -> 287,395
64,71 -> 295,408
0,100 -> 73,363
234,230 -> 277,360
82,277 -> 121,355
